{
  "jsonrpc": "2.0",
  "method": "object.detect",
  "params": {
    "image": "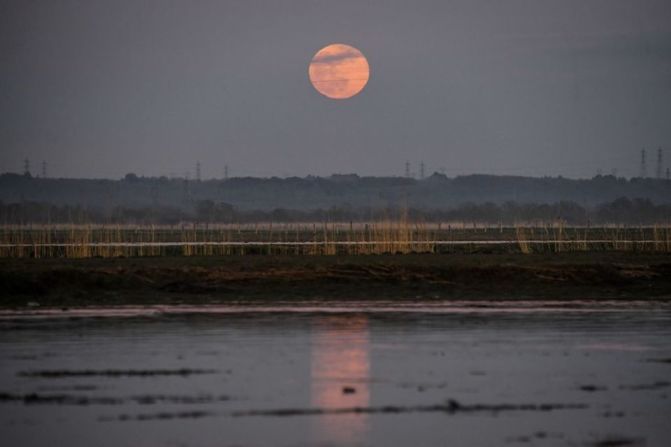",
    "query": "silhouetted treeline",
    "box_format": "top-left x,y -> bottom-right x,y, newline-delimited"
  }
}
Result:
2,172 -> 670,212
2,198 -> 670,225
